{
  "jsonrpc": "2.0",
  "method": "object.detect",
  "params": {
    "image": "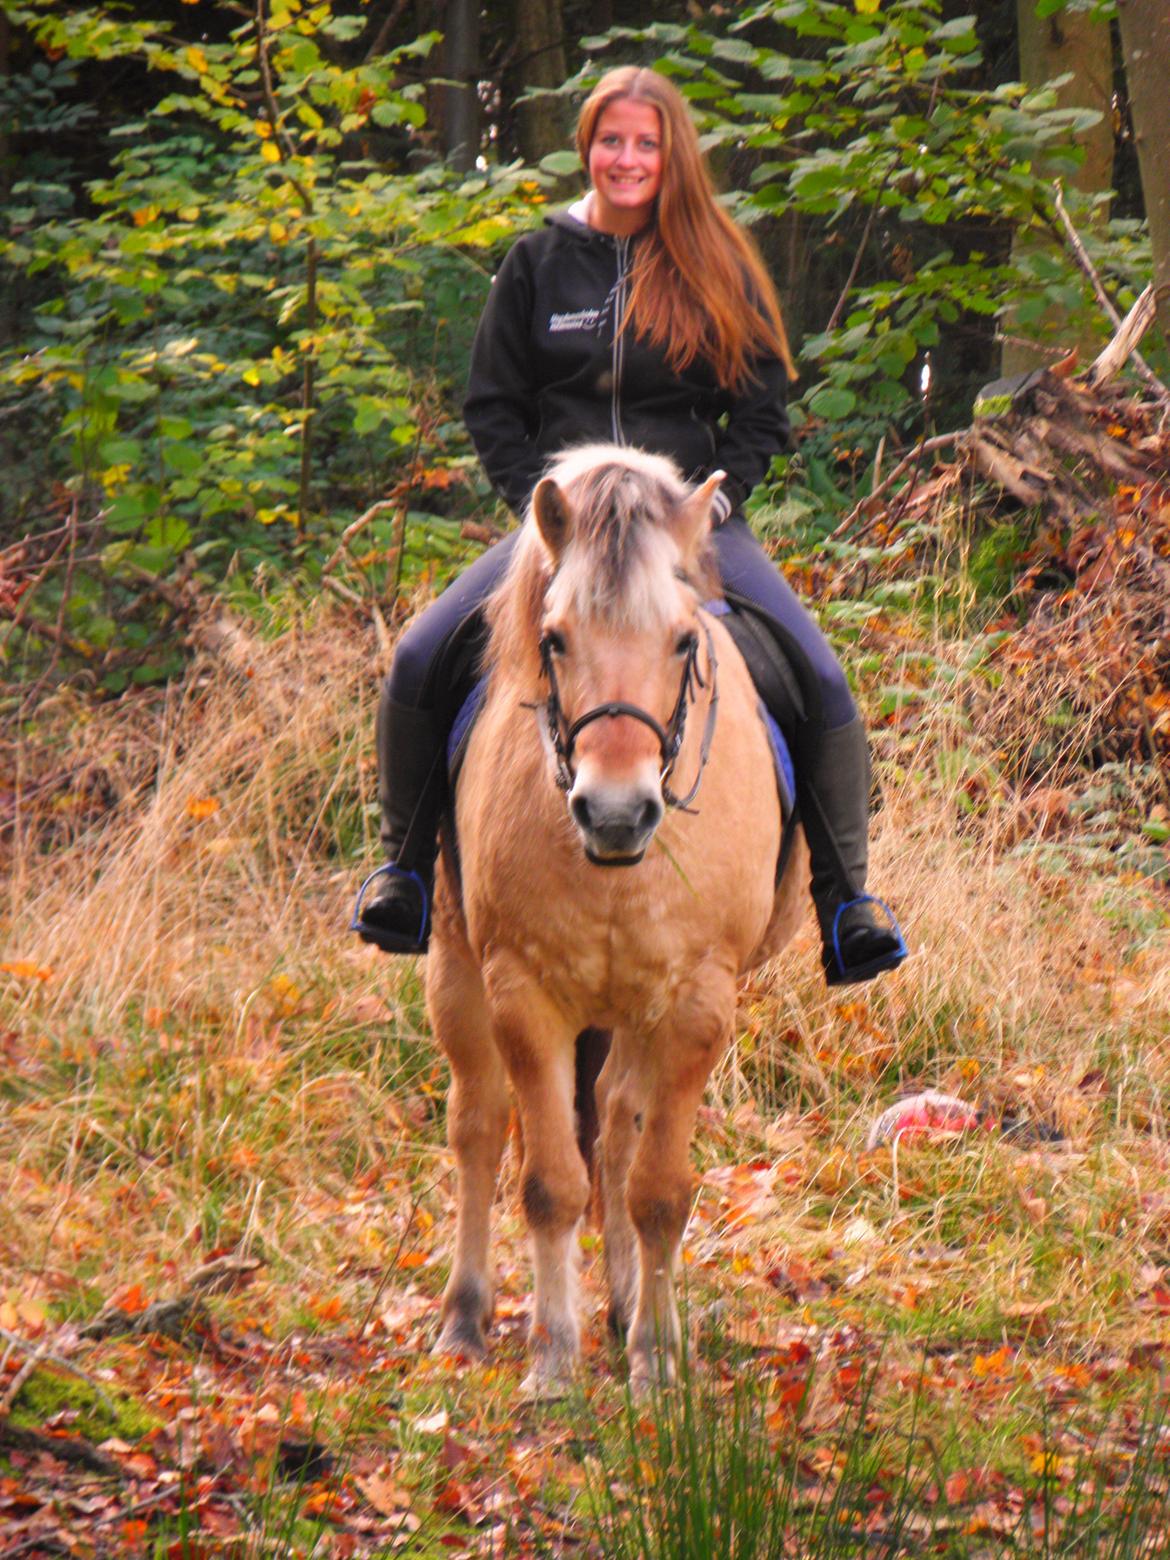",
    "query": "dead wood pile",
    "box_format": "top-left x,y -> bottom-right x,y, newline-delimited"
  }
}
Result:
842,281 -> 1170,784
969,367 -> 1170,780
